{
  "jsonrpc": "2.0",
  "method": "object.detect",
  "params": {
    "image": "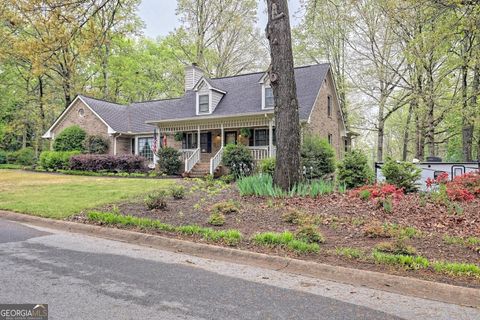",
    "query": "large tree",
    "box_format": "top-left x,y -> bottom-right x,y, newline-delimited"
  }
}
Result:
266,0 -> 302,190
